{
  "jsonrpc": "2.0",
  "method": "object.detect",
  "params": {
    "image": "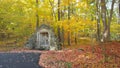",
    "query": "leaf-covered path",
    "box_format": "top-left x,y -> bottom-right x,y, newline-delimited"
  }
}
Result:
0,52 -> 42,68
